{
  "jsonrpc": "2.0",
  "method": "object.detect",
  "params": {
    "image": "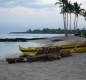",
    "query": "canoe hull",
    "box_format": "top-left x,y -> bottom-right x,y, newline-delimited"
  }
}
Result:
75,47 -> 86,53
19,46 -> 38,55
60,48 -> 75,53
60,43 -> 86,53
